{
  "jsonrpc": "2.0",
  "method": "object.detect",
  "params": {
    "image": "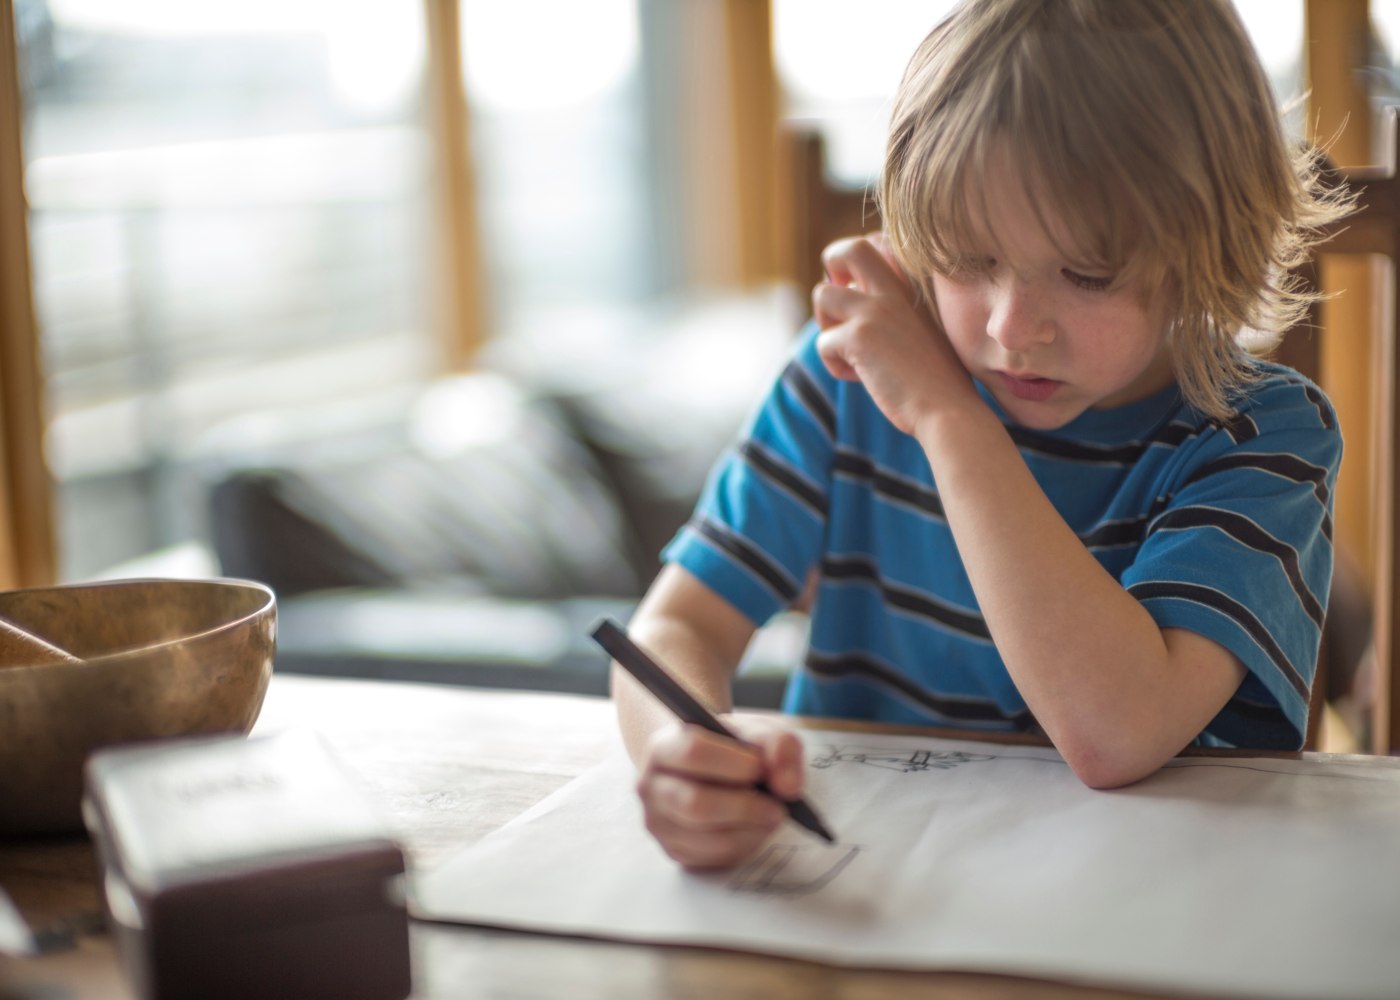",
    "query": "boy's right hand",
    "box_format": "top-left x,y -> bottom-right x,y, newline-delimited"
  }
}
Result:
635,715 -> 806,870
814,235 -> 979,439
